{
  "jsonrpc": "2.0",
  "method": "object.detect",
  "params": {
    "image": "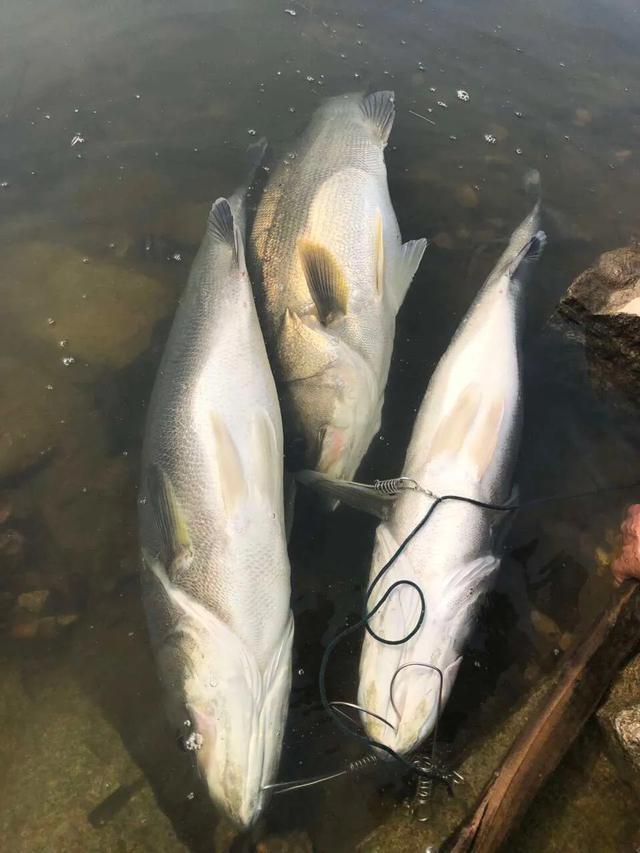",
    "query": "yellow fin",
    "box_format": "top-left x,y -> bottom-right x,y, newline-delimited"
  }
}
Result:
250,407 -> 280,506
298,239 -> 349,325
147,465 -> 193,577
210,413 -> 247,512
428,384 -> 505,479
